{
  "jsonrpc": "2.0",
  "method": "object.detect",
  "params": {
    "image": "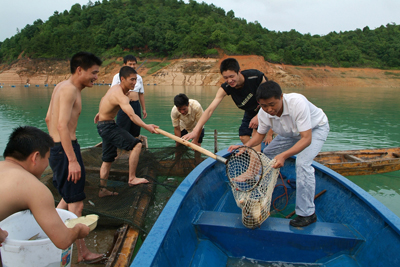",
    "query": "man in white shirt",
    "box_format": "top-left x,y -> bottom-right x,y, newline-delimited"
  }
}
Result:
229,81 -> 329,227
111,55 -> 147,137
171,93 -> 204,146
